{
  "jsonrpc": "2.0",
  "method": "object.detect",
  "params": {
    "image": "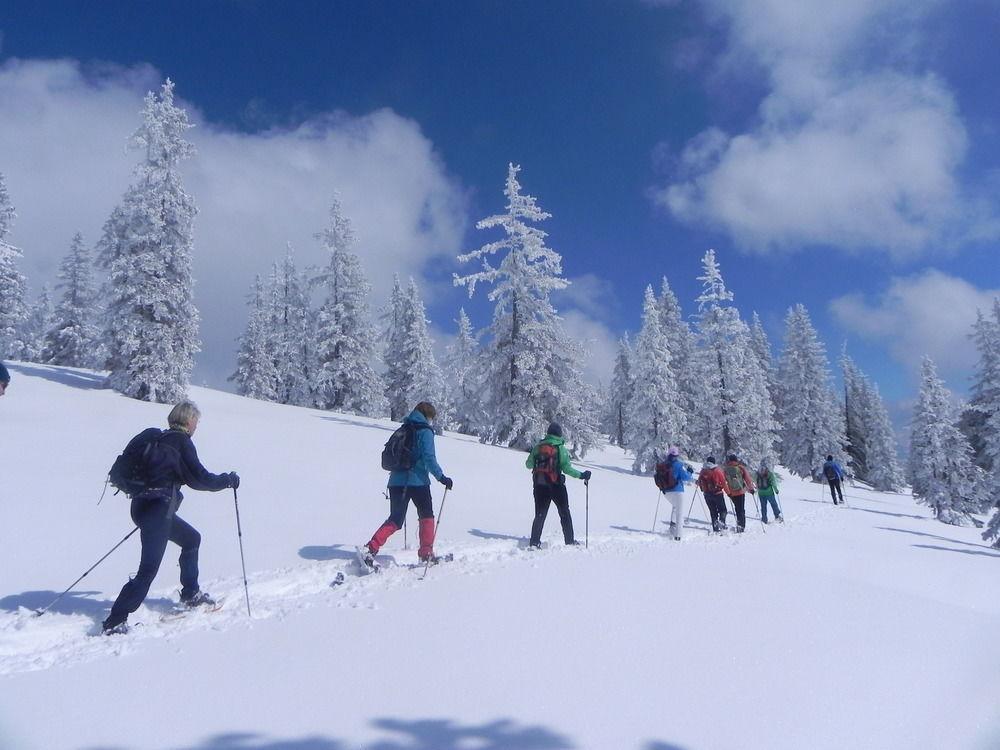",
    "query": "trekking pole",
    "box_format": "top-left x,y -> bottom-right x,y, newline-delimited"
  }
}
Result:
751,492 -> 767,533
699,491 -> 713,532
33,526 -> 140,617
585,479 -> 590,549
420,487 -> 449,579
233,488 -> 252,617
651,489 -> 663,533
684,486 -> 699,525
